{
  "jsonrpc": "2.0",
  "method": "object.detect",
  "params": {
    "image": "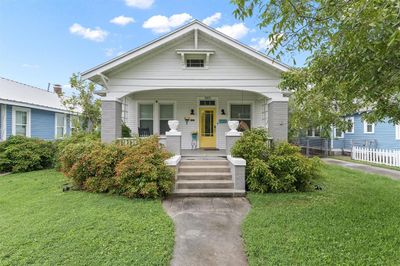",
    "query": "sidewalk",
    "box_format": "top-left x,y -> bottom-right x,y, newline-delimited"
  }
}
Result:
322,158 -> 400,180
163,197 -> 250,266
